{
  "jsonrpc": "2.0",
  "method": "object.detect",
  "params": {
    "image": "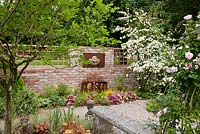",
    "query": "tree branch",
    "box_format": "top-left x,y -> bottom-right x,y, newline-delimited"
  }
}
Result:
17,62 -> 30,80
1,0 -> 21,29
